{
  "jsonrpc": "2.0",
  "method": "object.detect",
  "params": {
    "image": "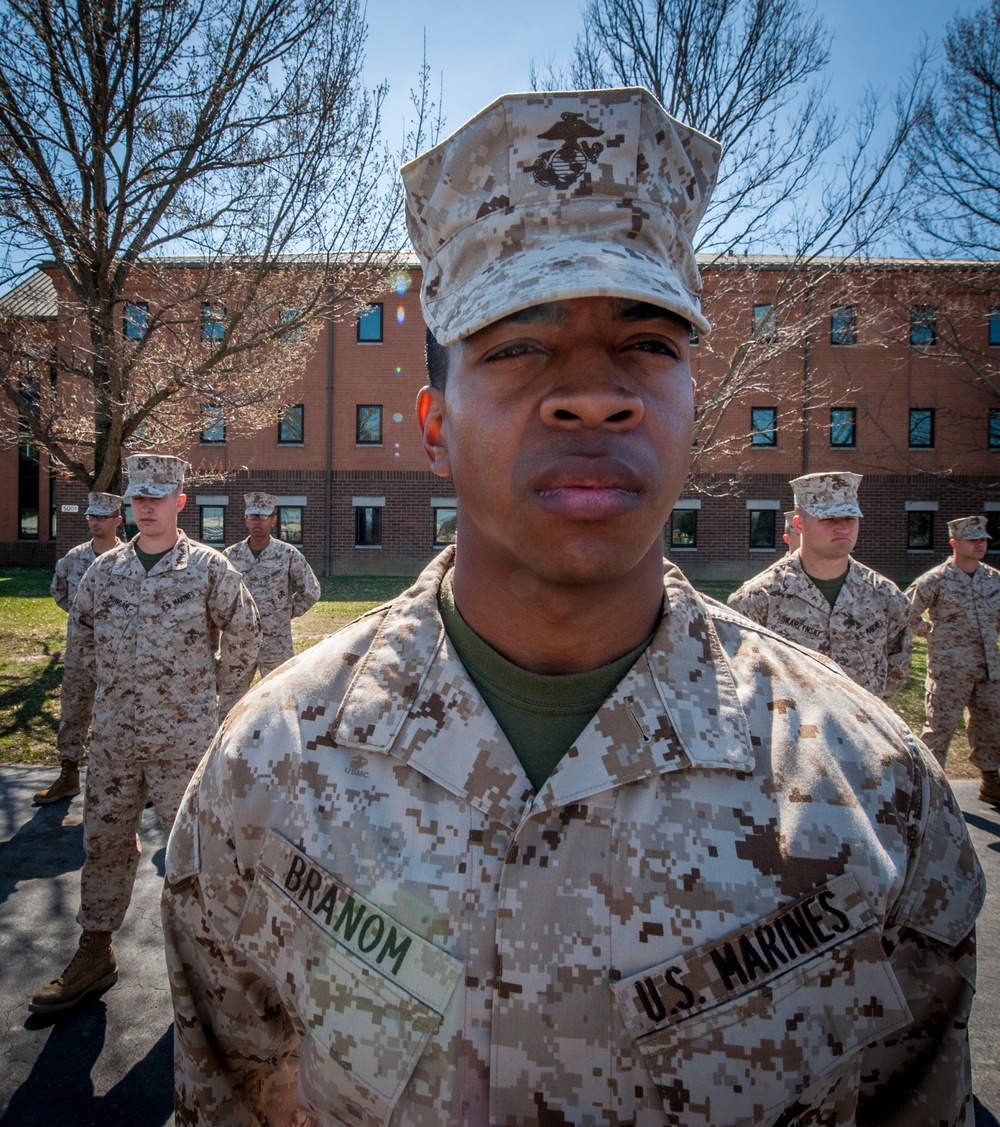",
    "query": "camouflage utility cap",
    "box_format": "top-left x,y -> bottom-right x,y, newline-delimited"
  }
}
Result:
949,515 -> 991,540
791,472 -> 863,519
402,87 -> 722,346
85,492 -> 123,517
784,510 -> 796,530
244,492 -> 276,516
122,454 -> 188,499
